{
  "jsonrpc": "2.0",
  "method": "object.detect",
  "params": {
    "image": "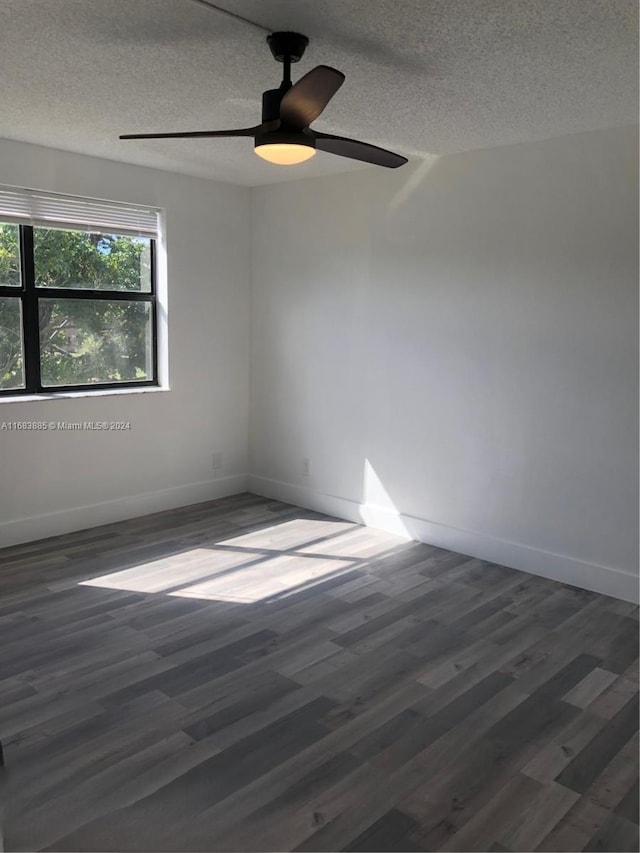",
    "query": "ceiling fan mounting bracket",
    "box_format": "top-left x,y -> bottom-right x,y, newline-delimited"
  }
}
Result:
267,32 -> 309,64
